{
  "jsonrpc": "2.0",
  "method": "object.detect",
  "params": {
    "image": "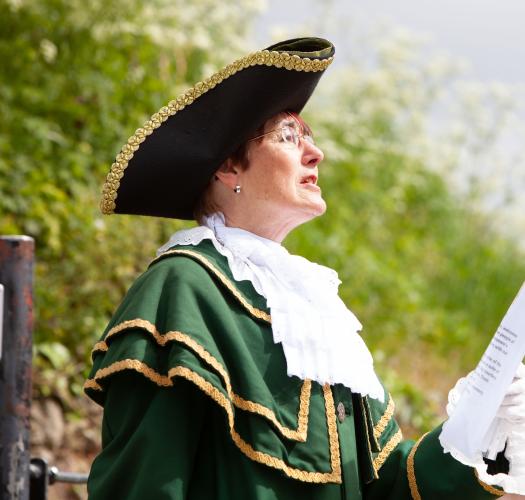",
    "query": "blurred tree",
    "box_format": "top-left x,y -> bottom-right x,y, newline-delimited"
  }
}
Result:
1,1 -> 524,437
289,29 -> 525,431
0,0 -> 263,397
